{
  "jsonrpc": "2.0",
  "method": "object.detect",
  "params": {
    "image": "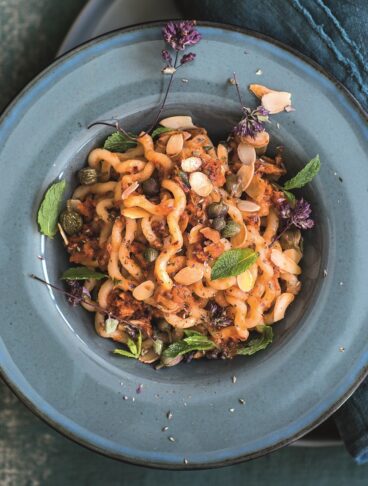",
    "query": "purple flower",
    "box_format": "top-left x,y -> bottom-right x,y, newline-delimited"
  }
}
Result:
162,21 -> 201,51
278,198 -> 314,230
180,52 -> 196,64
233,106 -> 270,138
161,49 -> 172,65
66,280 -> 91,306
